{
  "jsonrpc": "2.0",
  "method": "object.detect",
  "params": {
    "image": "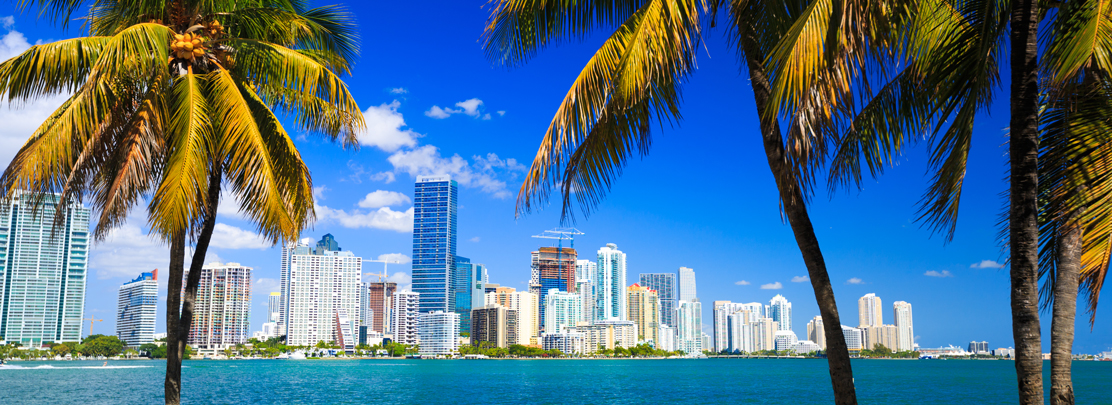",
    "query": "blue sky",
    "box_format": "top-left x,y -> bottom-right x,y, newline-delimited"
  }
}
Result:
0,2 -> 1108,353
